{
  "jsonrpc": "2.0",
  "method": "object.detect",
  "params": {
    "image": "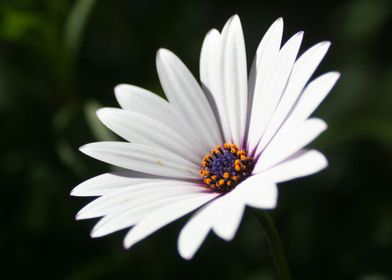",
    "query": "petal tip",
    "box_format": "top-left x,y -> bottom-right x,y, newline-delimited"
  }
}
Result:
268,199 -> 278,209
70,187 -> 78,196
75,211 -> 83,220
78,143 -> 100,156
95,107 -> 107,119
321,121 -> 328,131
315,41 -> 331,54
123,237 -> 133,250
331,71 -> 341,80
78,145 -> 88,154
90,228 -> 103,238
322,40 -> 331,47
179,251 -> 193,260
315,151 -> 329,170
274,17 -> 284,27
260,194 -> 278,209
321,158 -> 329,170
230,14 -> 240,23
114,84 -> 129,106
177,243 -> 195,260
114,84 -> 127,95
226,14 -> 243,34
90,229 -> 97,238
206,28 -> 220,37
296,31 -> 305,38
215,230 -> 236,242
323,158 -> 329,169
156,48 -> 171,60
96,107 -> 120,123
